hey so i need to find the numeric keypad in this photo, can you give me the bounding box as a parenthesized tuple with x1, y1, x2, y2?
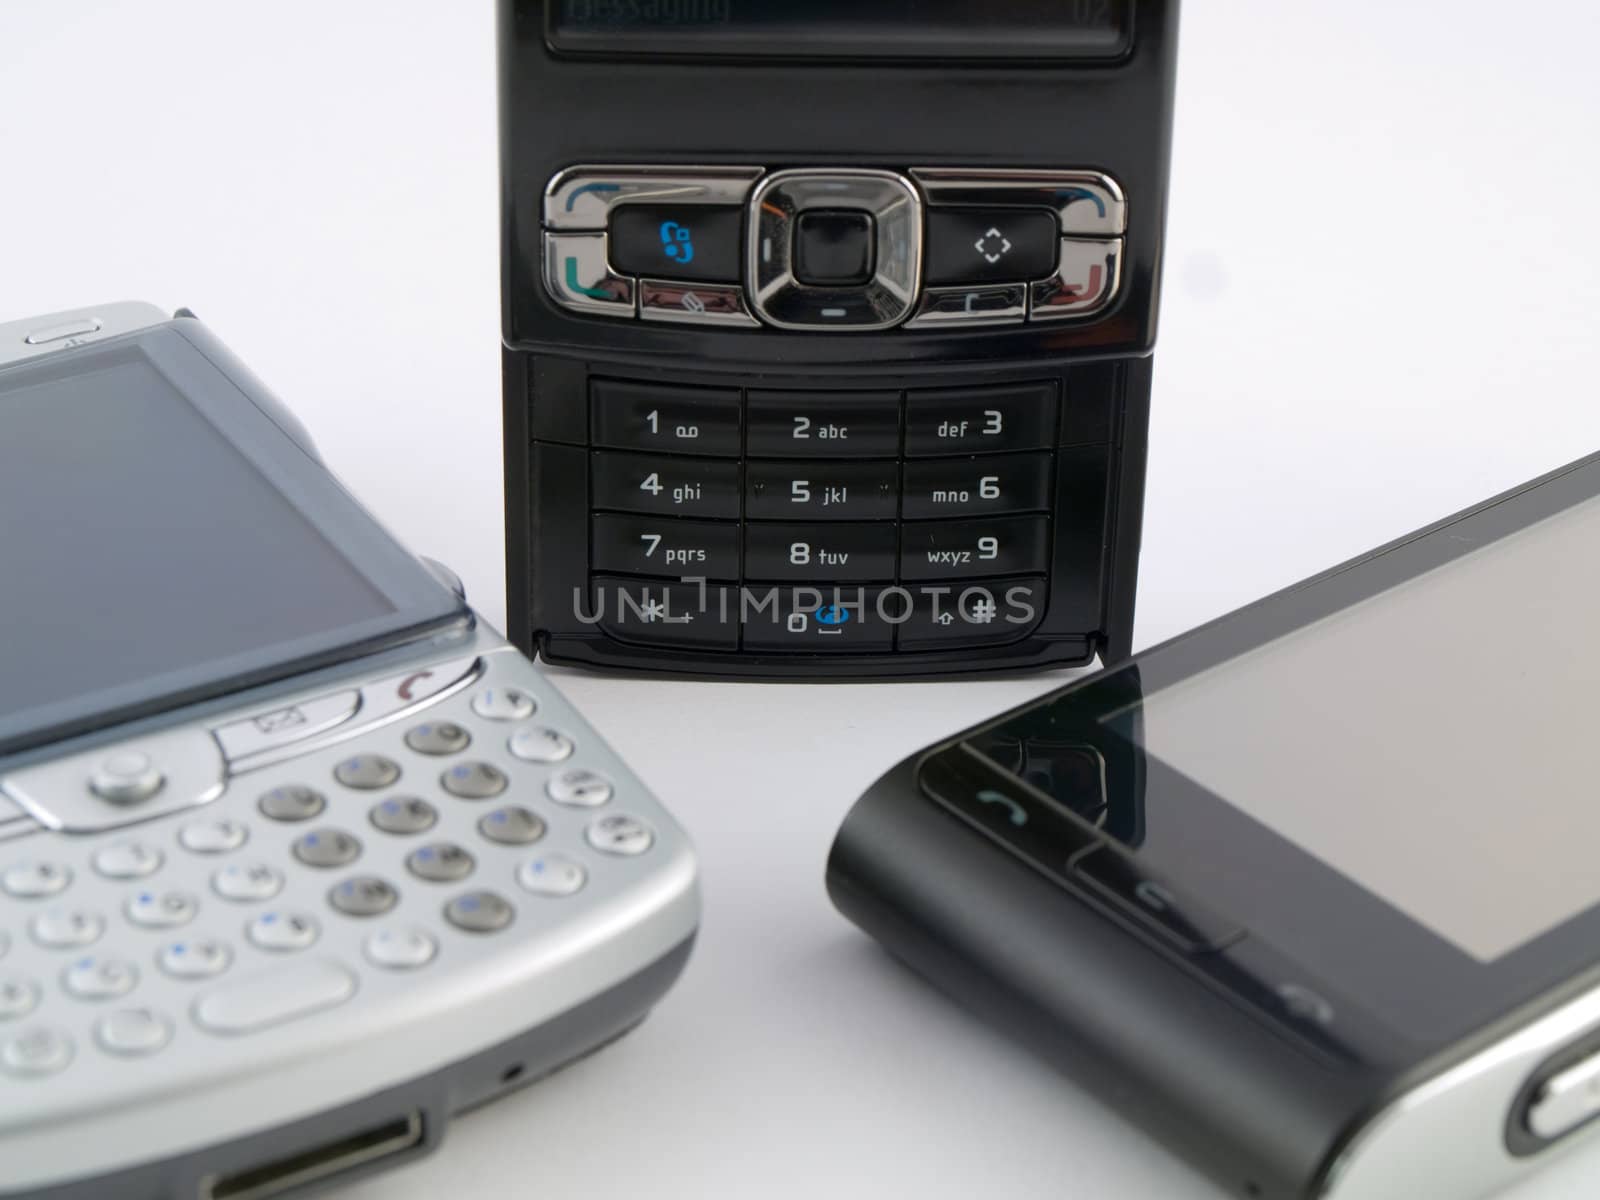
(583, 378, 1060, 654)
(0, 651, 672, 1097)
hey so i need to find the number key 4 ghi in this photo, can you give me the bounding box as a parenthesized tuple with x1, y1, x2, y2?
(499, 0, 1178, 677)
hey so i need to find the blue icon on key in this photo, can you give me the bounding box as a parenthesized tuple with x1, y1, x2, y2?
(815, 604, 850, 626)
(660, 220, 695, 265)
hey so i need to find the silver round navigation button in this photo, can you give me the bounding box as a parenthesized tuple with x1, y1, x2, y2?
(89, 752, 164, 805)
(745, 169, 923, 331)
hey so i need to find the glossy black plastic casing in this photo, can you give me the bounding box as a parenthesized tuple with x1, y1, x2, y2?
(830, 755, 1390, 1198)
(498, 0, 1178, 677)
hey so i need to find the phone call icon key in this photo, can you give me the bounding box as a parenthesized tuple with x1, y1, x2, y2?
(976, 788, 1029, 827)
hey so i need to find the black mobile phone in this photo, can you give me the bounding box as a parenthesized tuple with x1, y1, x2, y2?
(829, 449, 1600, 1198)
(498, 0, 1179, 677)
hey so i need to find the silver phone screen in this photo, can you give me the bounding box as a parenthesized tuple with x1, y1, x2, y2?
(0, 350, 405, 748)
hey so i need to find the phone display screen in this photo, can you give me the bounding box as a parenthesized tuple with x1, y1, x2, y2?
(549, 1, 1132, 60)
(0, 333, 464, 753)
(1116, 495, 1600, 964)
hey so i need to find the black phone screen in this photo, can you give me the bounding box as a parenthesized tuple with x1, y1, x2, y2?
(549, 0, 1132, 60)
(1112, 494, 1600, 964)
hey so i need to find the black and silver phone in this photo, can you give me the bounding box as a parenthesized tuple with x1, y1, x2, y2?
(829, 449, 1600, 1198)
(498, 0, 1178, 677)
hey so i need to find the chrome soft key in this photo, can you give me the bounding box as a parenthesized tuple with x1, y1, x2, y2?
(0, 303, 698, 1200)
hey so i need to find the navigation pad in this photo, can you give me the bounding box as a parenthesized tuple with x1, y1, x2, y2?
(541, 164, 1127, 331)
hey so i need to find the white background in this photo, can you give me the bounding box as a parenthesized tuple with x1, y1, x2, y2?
(3, 2, 1599, 1196)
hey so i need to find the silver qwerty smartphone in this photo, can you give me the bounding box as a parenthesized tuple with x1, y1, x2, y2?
(0, 303, 699, 1199)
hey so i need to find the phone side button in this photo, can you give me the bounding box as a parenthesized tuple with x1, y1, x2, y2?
(1069, 847, 1243, 954)
(192, 960, 355, 1035)
(23, 317, 104, 345)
